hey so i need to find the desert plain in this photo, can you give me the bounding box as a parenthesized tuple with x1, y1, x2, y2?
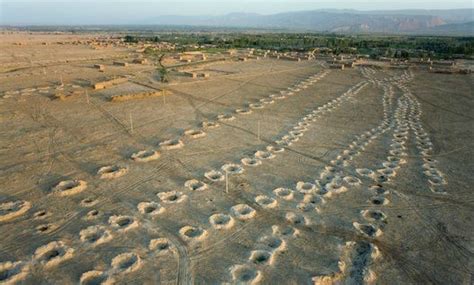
(0, 32, 473, 285)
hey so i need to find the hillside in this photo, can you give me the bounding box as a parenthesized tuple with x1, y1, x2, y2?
(146, 9, 474, 35)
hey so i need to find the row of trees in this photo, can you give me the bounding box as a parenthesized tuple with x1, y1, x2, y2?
(125, 33, 473, 59)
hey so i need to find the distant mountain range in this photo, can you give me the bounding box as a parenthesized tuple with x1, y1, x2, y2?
(144, 9, 474, 35)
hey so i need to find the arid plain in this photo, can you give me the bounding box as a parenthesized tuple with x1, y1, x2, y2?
(0, 33, 473, 284)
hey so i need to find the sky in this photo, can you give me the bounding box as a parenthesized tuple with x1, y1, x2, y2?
(1, 0, 473, 25)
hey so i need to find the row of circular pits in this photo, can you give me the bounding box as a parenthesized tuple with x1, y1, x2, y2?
(217, 70, 329, 127)
(373, 143, 409, 180)
(216, 72, 326, 129)
(274, 81, 368, 147)
(351, 108, 410, 239)
(177, 204, 257, 241)
(380, 85, 395, 116)
(270, 186, 328, 214)
(44, 167, 127, 207)
(317, 165, 365, 195)
(330, 120, 391, 169)
(80, 237, 175, 284)
(304, 82, 369, 129)
(345, 138, 376, 156)
(226, 69, 327, 121)
(355, 158, 405, 185)
(422, 159, 447, 185)
(407, 105, 448, 193)
(252, 176, 331, 218)
(370, 99, 411, 185)
(354, 184, 390, 239)
(198, 147, 280, 183)
(229, 225, 298, 284)
(130, 138, 185, 163)
(127, 191, 249, 252)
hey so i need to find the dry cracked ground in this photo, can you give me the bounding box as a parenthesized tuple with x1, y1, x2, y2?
(0, 35, 473, 285)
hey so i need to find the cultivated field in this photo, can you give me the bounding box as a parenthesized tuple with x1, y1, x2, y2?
(0, 33, 473, 284)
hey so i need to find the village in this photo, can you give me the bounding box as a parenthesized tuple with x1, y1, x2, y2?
(2, 32, 471, 104)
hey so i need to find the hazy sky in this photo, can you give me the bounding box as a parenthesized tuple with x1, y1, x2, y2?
(1, 0, 473, 25)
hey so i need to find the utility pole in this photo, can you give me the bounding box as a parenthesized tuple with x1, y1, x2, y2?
(257, 120, 261, 142)
(225, 171, 229, 194)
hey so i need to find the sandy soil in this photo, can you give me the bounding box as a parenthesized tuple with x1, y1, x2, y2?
(0, 33, 473, 285)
